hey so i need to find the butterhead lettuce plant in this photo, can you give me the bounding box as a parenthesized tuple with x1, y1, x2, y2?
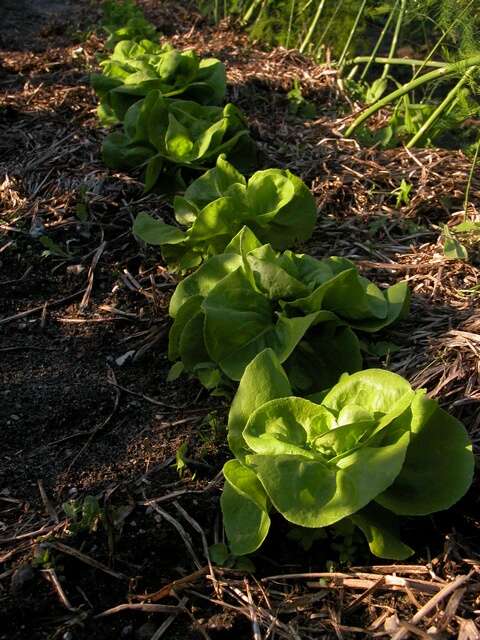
(91, 40, 227, 125)
(133, 155, 317, 271)
(221, 349, 474, 559)
(168, 227, 409, 391)
(100, 0, 157, 50)
(102, 92, 254, 191)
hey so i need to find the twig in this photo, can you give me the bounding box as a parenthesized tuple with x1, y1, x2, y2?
(42, 568, 76, 611)
(95, 603, 182, 618)
(345, 575, 385, 612)
(149, 504, 202, 570)
(150, 597, 189, 640)
(66, 368, 120, 471)
(0, 288, 87, 326)
(79, 241, 106, 312)
(106, 380, 183, 410)
(173, 501, 219, 597)
(391, 571, 475, 640)
(245, 579, 262, 640)
(133, 567, 209, 602)
(37, 480, 59, 523)
(0, 521, 66, 544)
(47, 541, 127, 580)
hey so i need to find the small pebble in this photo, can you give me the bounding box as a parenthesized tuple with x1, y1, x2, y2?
(121, 625, 133, 637)
(11, 565, 34, 594)
(135, 623, 156, 640)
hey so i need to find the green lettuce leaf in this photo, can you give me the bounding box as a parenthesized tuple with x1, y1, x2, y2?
(220, 352, 474, 559)
(221, 460, 271, 556)
(102, 94, 253, 191)
(91, 40, 226, 124)
(135, 155, 317, 269)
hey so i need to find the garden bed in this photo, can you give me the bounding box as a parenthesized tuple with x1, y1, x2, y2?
(1, 1, 479, 638)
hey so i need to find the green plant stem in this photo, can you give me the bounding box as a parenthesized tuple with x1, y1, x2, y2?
(241, 0, 263, 25)
(345, 55, 480, 137)
(409, 0, 475, 82)
(406, 67, 476, 148)
(251, 0, 268, 32)
(299, 0, 326, 54)
(463, 139, 480, 218)
(338, 0, 368, 70)
(315, 0, 345, 61)
(286, 0, 296, 49)
(359, 1, 398, 81)
(381, 0, 406, 80)
(353, 56, 445, 69)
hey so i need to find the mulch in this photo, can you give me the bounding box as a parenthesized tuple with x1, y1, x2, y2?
(1, 1, 479, 638)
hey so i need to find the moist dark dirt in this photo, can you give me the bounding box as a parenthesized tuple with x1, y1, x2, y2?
(1, 1, 480, 639)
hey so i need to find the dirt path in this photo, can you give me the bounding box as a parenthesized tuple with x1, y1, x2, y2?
(2, 0, 79, 50)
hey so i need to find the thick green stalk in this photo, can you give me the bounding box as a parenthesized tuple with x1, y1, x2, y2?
(338, 0, 368, 70)
(241, 0, 263, 25)
(345, 55, 480, 137)
(299, 0, 326, 54)
(381, 0, 406, 80)
(360, 0, 398, 80)
(353, 56, 445, 69)
(406, 67, 476, 148)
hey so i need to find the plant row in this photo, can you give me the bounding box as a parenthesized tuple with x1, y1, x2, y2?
(92, 0, 474, 563)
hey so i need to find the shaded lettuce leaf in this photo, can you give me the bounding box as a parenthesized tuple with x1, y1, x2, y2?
(167, 237, 409, 390)
(350, 503, 414, 560)
(102, 93, 254, 190)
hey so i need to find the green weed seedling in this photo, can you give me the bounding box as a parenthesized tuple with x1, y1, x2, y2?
(32, 543, 54, 569)
(63, 495, 105, 536)
(442, 224, 469, 261)
(75, 186, 90, 223)
(39, 237, 74, 260)
(287, 79, 316, 119)
(175, 441, 191, 479)
(392, 179, 412, 208)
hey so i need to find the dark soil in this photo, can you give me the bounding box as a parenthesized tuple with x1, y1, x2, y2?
(1, 0, 82, 51)
(1, 1, 480, 639)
